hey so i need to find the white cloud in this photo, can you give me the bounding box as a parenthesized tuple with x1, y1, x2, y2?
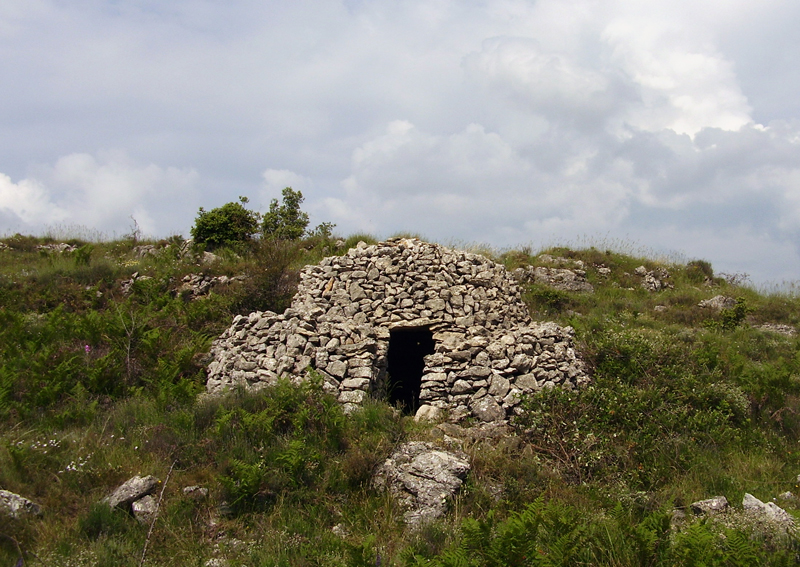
(0, 151, 198, 237)
(0, 173, 67, 226)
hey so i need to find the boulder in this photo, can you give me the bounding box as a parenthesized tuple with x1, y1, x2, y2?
(103, 475, 160, 510)
(0, 489, 42, 519)
(742, 493, 795, 529)
(373, 442, 470, 526)
(690, 496, 729, 516)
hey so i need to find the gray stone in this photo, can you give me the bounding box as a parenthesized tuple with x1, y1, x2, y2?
(415, 405, 442, 422)
(742, 493, 795, 528)
(699, 295, 736, 311)
(0, 489, 42, 519)
(132, 494, 158, 525)
(103, 475, 160, 510)
(373, 442, 470, 525)
(471, 397, 505, 422)
(691, 496, 729, 516)
(183, 486, 209, 500)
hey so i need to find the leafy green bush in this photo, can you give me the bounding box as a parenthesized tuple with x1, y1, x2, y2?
(261, 187, 309, 240)
(190, 196, 260, 249)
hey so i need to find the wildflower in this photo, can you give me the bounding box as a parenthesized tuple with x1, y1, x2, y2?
(84, 344, 91, 354)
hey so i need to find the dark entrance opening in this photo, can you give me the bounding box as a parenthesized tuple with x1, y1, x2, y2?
(386, 328, 435, 414)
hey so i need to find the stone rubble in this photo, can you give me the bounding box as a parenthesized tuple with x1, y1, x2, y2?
(373, 441, 470, 526)
(634, 266, 673, 292)
(0, 489, 42, 519)
(757, 323, 797, 337)
(205, 238, 589, 422)
(698, 295, 737, 311)
(36, 243, 77, 254)
(512, 265, 594, 292)
(178, 273, 247, 299)
(120, 272, 153, 294)
(686, 491, 796, 538)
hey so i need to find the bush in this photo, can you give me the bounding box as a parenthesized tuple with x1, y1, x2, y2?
(262, 187, 310, 240)
(190, 197, 260, 250)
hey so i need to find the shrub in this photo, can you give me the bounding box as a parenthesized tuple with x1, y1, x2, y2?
(190, 196, 260, 249)
(261, 187, 309, 240)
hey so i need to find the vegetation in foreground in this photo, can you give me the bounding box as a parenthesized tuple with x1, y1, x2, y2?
(0, 224, 799, 565)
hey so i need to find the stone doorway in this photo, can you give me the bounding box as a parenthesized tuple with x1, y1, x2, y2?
(386, 328, 435, 413)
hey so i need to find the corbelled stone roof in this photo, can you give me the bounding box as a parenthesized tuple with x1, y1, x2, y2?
(206, 238, 589, 422)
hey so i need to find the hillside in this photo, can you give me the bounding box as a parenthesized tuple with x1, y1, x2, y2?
(1, 232, 799, 566)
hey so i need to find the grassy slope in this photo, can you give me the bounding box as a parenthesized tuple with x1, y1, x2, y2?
(0, 233, 798, 566)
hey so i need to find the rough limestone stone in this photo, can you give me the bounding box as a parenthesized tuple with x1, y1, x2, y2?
(742, 493, 795, 529)
(0, 489, 42, 519)
(699, 295, 736, 311)
(471, 397, 505, 422)
(415, 404, 442, 422)
(373, 441, 470, 525)
(512, 266, 594, 292)
(205, 238, 590, 422)
(103, 475, 160, 510)
(132, 494, 158, 525)
(691, 496, 730, 516)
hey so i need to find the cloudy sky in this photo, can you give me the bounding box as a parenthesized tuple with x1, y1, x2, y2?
(1, 0, 799, 283)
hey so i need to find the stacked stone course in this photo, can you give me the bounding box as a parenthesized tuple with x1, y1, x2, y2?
(206, 238, 589, 422)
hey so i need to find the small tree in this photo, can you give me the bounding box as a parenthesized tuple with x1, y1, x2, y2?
(191, 196, 260, 249)
(262, 187, 309, 240)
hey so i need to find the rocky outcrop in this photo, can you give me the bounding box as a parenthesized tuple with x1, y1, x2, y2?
(513, 266, 594, 292)
(205, 238, 589, 422)
(0, 489, 42, 519)
(756, 323, 796, 337)
(699, 295, 736, 311)
(742, 493, 795, 531)
(36, 243, 77, 254)
(635, 266, 672, 292)
(373, 441, 470, 526)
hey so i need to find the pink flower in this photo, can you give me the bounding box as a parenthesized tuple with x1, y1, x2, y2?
(84, 345, 91, 354)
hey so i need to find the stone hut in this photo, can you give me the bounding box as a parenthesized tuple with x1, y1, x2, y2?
(206, 238, 588, 422)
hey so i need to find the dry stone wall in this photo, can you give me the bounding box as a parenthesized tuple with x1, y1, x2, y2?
(206, 238, 589, 422)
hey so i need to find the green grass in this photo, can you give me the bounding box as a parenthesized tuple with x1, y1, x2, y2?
(0, 233, 799, 565)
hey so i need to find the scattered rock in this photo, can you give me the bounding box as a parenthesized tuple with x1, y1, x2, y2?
(132, 494, 158, 525)
(742, 493, 795, 529)
(132, 244, 162, 258)
(36, 243, 77, 254)
(698, 295, 737, 311)
(691, 496, 729, 516)
(0, 489, 42, 519)
(178, 273, 246, 299)
(635, 266, 673, 292)
(102, 475, 160, 511)
(373, 441, 470, 526)
(183, 485, 209, 500)
(120, 272, 153, 294)
(513, 265, 594, 292)
(757, 323, 796, 337)
(202, 251, 221, 264)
